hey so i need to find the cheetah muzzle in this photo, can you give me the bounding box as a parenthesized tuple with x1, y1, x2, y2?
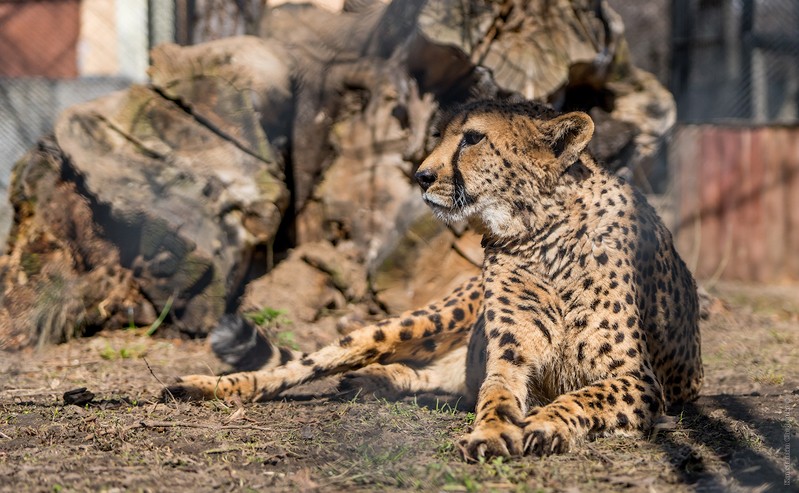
(163, 99, 703, 461)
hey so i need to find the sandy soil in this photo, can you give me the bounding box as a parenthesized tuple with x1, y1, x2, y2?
(1, 282, 798, 492)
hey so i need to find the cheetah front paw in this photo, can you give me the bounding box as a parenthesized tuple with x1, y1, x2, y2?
(522, 414, 573, 456)
(458, 421, 524, 461)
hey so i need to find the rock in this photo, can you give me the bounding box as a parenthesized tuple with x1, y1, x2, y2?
(149, 37, 294, 162)
(0, 140, 154, 349)
(238, 242, 367, 351)
(369, 202, 481, 313)
(299, 242, 369, 302)
(49, 84, 289, 337)
(418, 0, 606, 98)
(63, 387, 95, 406)
(606, 69, 676, 190)
(258, 1, 388, 210)
(297, 70, 425, 249)
(588, 108, 639, 172)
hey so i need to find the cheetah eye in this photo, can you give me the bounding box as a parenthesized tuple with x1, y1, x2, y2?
(461, 130, 485, 147)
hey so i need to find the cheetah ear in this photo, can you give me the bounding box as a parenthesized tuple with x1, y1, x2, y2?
(543, 112, 594, 169)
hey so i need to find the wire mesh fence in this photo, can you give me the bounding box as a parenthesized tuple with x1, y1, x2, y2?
(612, 0, 799, 124)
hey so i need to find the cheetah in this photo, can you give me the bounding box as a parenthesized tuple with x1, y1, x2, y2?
(165, 99, 703, 460)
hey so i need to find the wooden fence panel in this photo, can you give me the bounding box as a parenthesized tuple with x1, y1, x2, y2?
(671, 124, 799, 283)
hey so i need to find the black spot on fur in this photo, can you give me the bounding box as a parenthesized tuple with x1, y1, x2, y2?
(422, 339, 437, 352)
(500, 348, 522, 365)
(499, 332, 518, 347)
(533, 319, 552, 344)
(609, 359, 625, 371)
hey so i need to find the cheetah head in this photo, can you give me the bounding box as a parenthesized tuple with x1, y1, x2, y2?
(415, 100, 594, 239)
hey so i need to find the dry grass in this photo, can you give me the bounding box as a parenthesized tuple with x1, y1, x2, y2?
(1, 283, 798, 492)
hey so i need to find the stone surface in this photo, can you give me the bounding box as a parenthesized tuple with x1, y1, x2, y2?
(239, 242, 368, 351)
(0, 140, 154, 349)
(149, 37, 294, 162)
(51, 85, 289, 336)
(0, 77, 132, 248)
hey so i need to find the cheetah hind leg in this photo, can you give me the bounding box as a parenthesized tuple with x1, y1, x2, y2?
(338, 346, 470, 407)
(162, 276, 483, 402)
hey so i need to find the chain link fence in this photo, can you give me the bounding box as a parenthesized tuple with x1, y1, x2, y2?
(613, 0, 799, 124)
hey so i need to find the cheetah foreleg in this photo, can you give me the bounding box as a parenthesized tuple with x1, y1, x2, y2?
(523, 368, 665, 456)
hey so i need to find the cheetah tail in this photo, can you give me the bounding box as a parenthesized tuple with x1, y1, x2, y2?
(209, 314, 302, 371)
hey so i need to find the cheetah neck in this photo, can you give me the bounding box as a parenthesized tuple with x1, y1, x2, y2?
(480, 166, 616, 258)
(479, 163, 600, 248)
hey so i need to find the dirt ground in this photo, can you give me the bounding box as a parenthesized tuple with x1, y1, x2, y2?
(1, 282, 798, 492)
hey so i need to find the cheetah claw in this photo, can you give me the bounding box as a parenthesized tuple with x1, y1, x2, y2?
(523, 421, 571, 456)
(458, 423, 524, 461)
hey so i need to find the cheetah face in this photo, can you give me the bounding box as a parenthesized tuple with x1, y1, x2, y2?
(415, 102, 594, 237)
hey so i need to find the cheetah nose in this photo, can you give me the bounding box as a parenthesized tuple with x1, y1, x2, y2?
(415, 169, 437, 191)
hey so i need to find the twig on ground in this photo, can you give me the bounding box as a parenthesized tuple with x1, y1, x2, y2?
(1, 388, 55, 396)
(143, 357, 177, 404)
(128, 420, 274, 433)
(0, 430, 11, 439)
